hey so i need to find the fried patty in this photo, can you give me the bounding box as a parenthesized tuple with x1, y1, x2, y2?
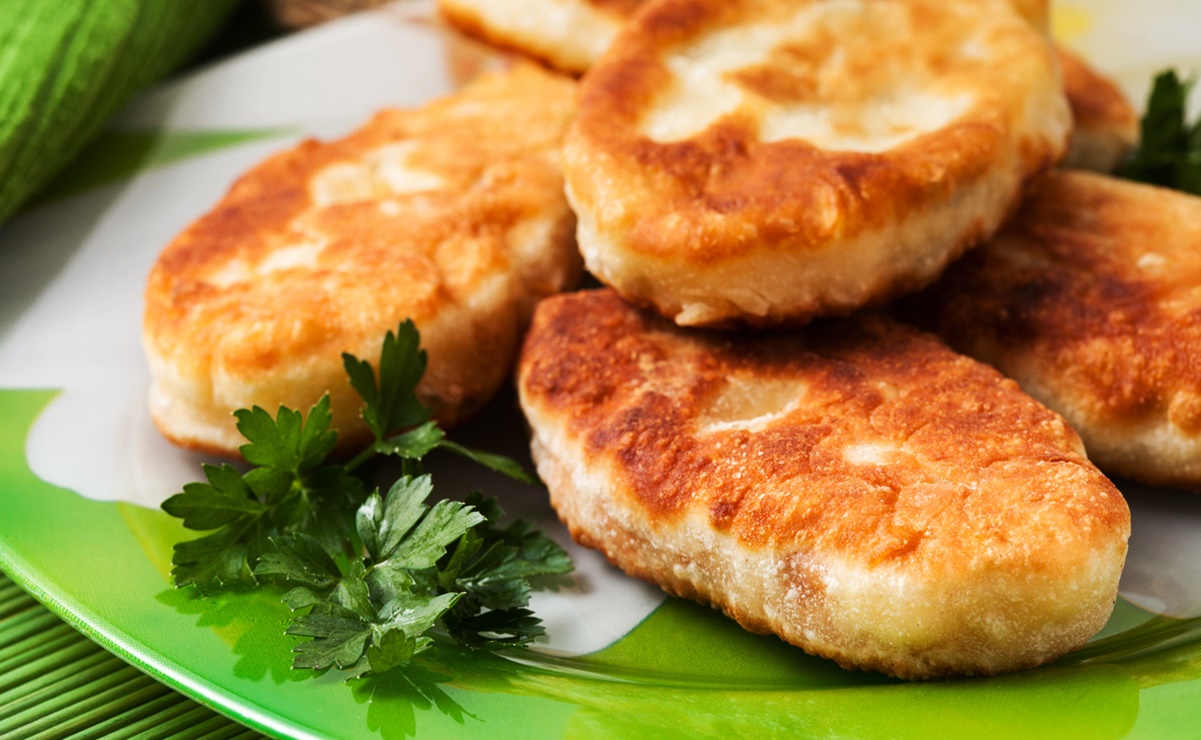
(1057, 46, 1138, 172)
(907, 170, 1201, 491)
(518, 289, 1129, 679)
(143, 64, 581, 456)
(563, 0, 1070, 328)
(436, 0, 640, 74)
(438, 0, 1132, 177)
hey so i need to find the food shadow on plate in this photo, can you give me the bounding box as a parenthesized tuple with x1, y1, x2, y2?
(1115, 479, 1201, 619)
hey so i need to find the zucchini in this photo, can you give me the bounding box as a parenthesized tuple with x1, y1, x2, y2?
(0, 0, 240, 224)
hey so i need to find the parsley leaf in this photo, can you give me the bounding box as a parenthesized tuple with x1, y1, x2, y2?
(434, 494, 572, 650)
(255, 478, 573, 676)
(253, 531, 341, 590)
(1120, 69, 1201, 195)
(161, 396, 365, 586)
(236, 398, 337, 472)
(257, 475, 482, 677)
(163, 463, 265, 531)
(340, 321, 534, 485)
(343, 320, 431, 442)
(373, 421, 445, 460)
(161, 319, 571, 680)
(365, 476, 485, 570)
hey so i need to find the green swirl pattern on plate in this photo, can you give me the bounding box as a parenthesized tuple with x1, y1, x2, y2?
(4, 389, 1201, 739)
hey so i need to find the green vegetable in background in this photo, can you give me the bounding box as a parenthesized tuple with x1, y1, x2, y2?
(0, 0, 239, 224)
(1120, 69, 1201, 194)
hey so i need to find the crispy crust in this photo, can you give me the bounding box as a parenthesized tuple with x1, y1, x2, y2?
(907, 171, 1201, 490)
(1008, 0, 1049, 29)
(518, 289, 1129, 679)
(564, 0, 1070, 327)
(1058, 47, 1138, 172)
(439, 0, 1124, 173)
(143, 65, 581, 456)
(435, 0, 1051, 71)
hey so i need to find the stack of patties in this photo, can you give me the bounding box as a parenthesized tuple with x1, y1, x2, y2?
(510, 0, 1133, 679)
(144, 64, 581, 455)
(143, 0, 1144, 680)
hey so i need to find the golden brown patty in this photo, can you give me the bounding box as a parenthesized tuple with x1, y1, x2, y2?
(436, 0, 640, 74)
(435, 0, 1049, 71)
(1057, 46, 1139, 172)
(439, 0, 1127, 171)
(518, 289, 1129, 679)
(907, 170, 1201, 490)
(144, 64, 581, 456)
(1009, 0, 1049, 28)
(564, 0, 1070, 328)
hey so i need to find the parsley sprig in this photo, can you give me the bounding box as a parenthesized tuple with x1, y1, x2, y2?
(163, 396, 366, 586)
(161, 320, 570, 677)
(1120, 69, 1201, 195)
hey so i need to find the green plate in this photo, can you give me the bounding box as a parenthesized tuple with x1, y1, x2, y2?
(2, 2, 1201, 738)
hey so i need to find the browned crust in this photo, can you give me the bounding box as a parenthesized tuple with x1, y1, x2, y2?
(438, 0, 1121, 176)
(906, 171, 1201, 489)
(564, 0, 1069, 326)
(436, 0, 641, 75)
(1009, 0, 1049, 29)
(586, 0, 643, 13)
(144, 65, 580, 455)
(436, 3, 573, 74)
(571, 0, 1048, 261)
(520, 289, 1129, 678)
